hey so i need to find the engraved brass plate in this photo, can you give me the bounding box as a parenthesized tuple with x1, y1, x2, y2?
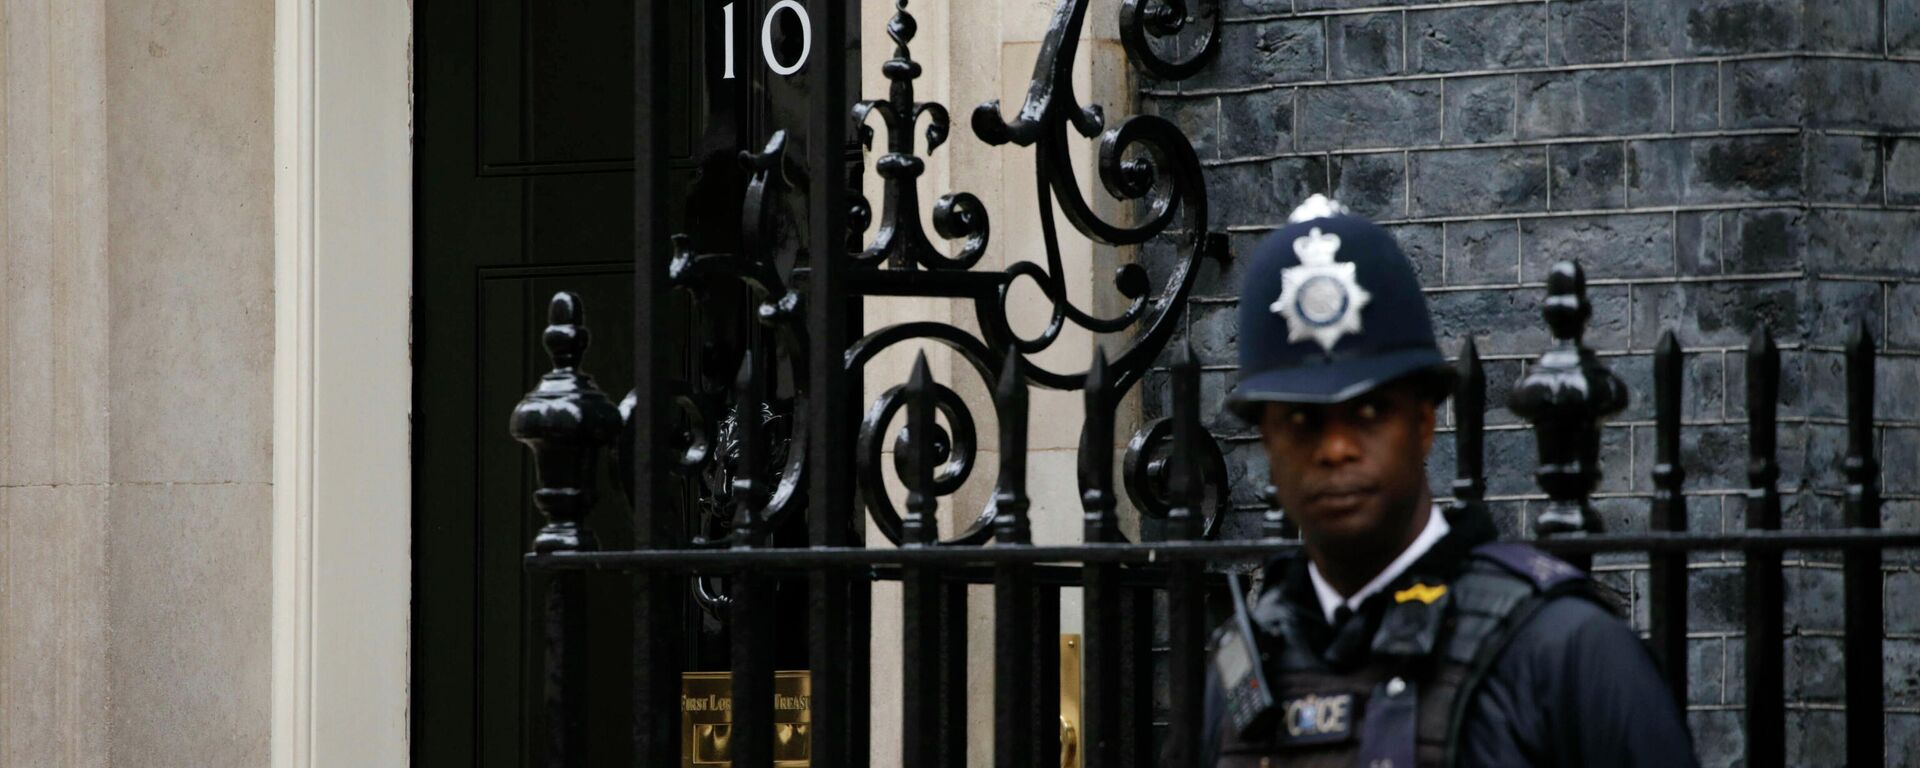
(681, 671, 812, 766)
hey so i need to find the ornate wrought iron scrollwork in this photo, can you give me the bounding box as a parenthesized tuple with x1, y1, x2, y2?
(593, 0, 1233, 552)
(1121, 415, 1228, 539)
(849, 323, 998, 546)
(848, 0, 1229, 546)
(668, 132, 811, 531)
(962, 0, 1224, 383)
(1118, 0, 1221, 80)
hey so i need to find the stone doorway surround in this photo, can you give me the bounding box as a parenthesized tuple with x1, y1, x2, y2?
(271, 0, 412, 766)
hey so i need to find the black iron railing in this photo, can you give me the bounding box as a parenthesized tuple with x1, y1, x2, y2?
(511, 1, 1912, 766)
(515, 282, 1917, 767)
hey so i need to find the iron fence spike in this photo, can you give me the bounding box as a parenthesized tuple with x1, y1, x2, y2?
(994, 347, 1031, 545)
(1452, 336, 1486, 509)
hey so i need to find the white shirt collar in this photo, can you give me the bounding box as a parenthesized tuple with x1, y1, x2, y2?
(1307, 505, 1450, 626)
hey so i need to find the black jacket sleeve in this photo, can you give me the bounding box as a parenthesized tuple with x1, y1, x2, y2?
(1459, 596, 1701, 767)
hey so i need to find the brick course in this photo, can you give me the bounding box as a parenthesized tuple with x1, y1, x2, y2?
(1140, 0, 1920, 761)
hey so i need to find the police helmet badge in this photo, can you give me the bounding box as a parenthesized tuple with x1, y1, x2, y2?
(1269, 221, 1371, 354)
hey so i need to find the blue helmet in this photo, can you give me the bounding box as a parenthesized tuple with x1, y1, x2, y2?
(1225, 195, 1453, 421)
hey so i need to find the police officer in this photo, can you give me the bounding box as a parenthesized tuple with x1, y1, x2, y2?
(1200, 196, 1698, 767)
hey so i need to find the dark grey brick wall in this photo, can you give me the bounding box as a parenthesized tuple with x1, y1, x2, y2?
(1138, 1, 1920, 764)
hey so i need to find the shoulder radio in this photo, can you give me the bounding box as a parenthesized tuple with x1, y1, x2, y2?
(1214, 572, 1277, 737)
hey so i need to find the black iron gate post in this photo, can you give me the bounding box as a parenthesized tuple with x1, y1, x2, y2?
(805, 1, 859, 764)
(1841, 319, 1885, 767)
(1648, 330, 1690, 709)
(1745, 328, 1785, 768)
(1163, 345, 1209, 766)
(728, 347, 777, 768)
(632, 0, 683, 765)
(1079, 347, 1124, 767)
(508, 293, 623, 767)
(991, 350, 1036, 768)
(898, 354, 943, 766)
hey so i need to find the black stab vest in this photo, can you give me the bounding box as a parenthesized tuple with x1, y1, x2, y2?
(1211, 543, 1606, 768)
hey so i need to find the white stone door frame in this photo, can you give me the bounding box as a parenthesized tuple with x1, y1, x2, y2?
(271, 0, 413, 766)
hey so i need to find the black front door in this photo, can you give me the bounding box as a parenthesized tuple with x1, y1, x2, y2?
(411, 0, 819, 763)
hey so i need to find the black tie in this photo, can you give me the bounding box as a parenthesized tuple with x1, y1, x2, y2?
(1324, 605, 1368, 667)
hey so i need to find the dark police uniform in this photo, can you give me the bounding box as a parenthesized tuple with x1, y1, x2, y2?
(1204, 197, 1699, 767)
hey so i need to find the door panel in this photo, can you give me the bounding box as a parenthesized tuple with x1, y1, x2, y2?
(414, 0, 718, 764)
(476, 1, 638, 170)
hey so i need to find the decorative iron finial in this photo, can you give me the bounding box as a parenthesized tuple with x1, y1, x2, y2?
(993, 348, 1032, 545)
(543, 292, 589, 369)
(510, 292, 623, 553)
(850, 0, 991, 270)
(1508, 261, 1628, 537)
(1542, 261, 1594, 342)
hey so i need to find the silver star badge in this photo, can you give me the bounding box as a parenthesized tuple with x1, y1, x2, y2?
(1269, 226, 1371, 353)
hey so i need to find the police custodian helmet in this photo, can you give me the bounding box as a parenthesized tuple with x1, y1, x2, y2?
(1225, 195, 1455, 421)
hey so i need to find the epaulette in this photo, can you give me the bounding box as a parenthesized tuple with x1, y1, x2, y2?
(1472, 541, 1629, 616)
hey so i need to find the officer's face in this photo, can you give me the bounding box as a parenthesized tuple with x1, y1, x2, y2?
(1258, 380, 1436, 551)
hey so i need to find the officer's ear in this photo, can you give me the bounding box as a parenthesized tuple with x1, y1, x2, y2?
(1418, 397, 1437, 455)
(1390, 372, 1445, 453)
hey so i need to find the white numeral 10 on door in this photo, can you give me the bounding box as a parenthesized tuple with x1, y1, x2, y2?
(723, 1, 813, 79)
